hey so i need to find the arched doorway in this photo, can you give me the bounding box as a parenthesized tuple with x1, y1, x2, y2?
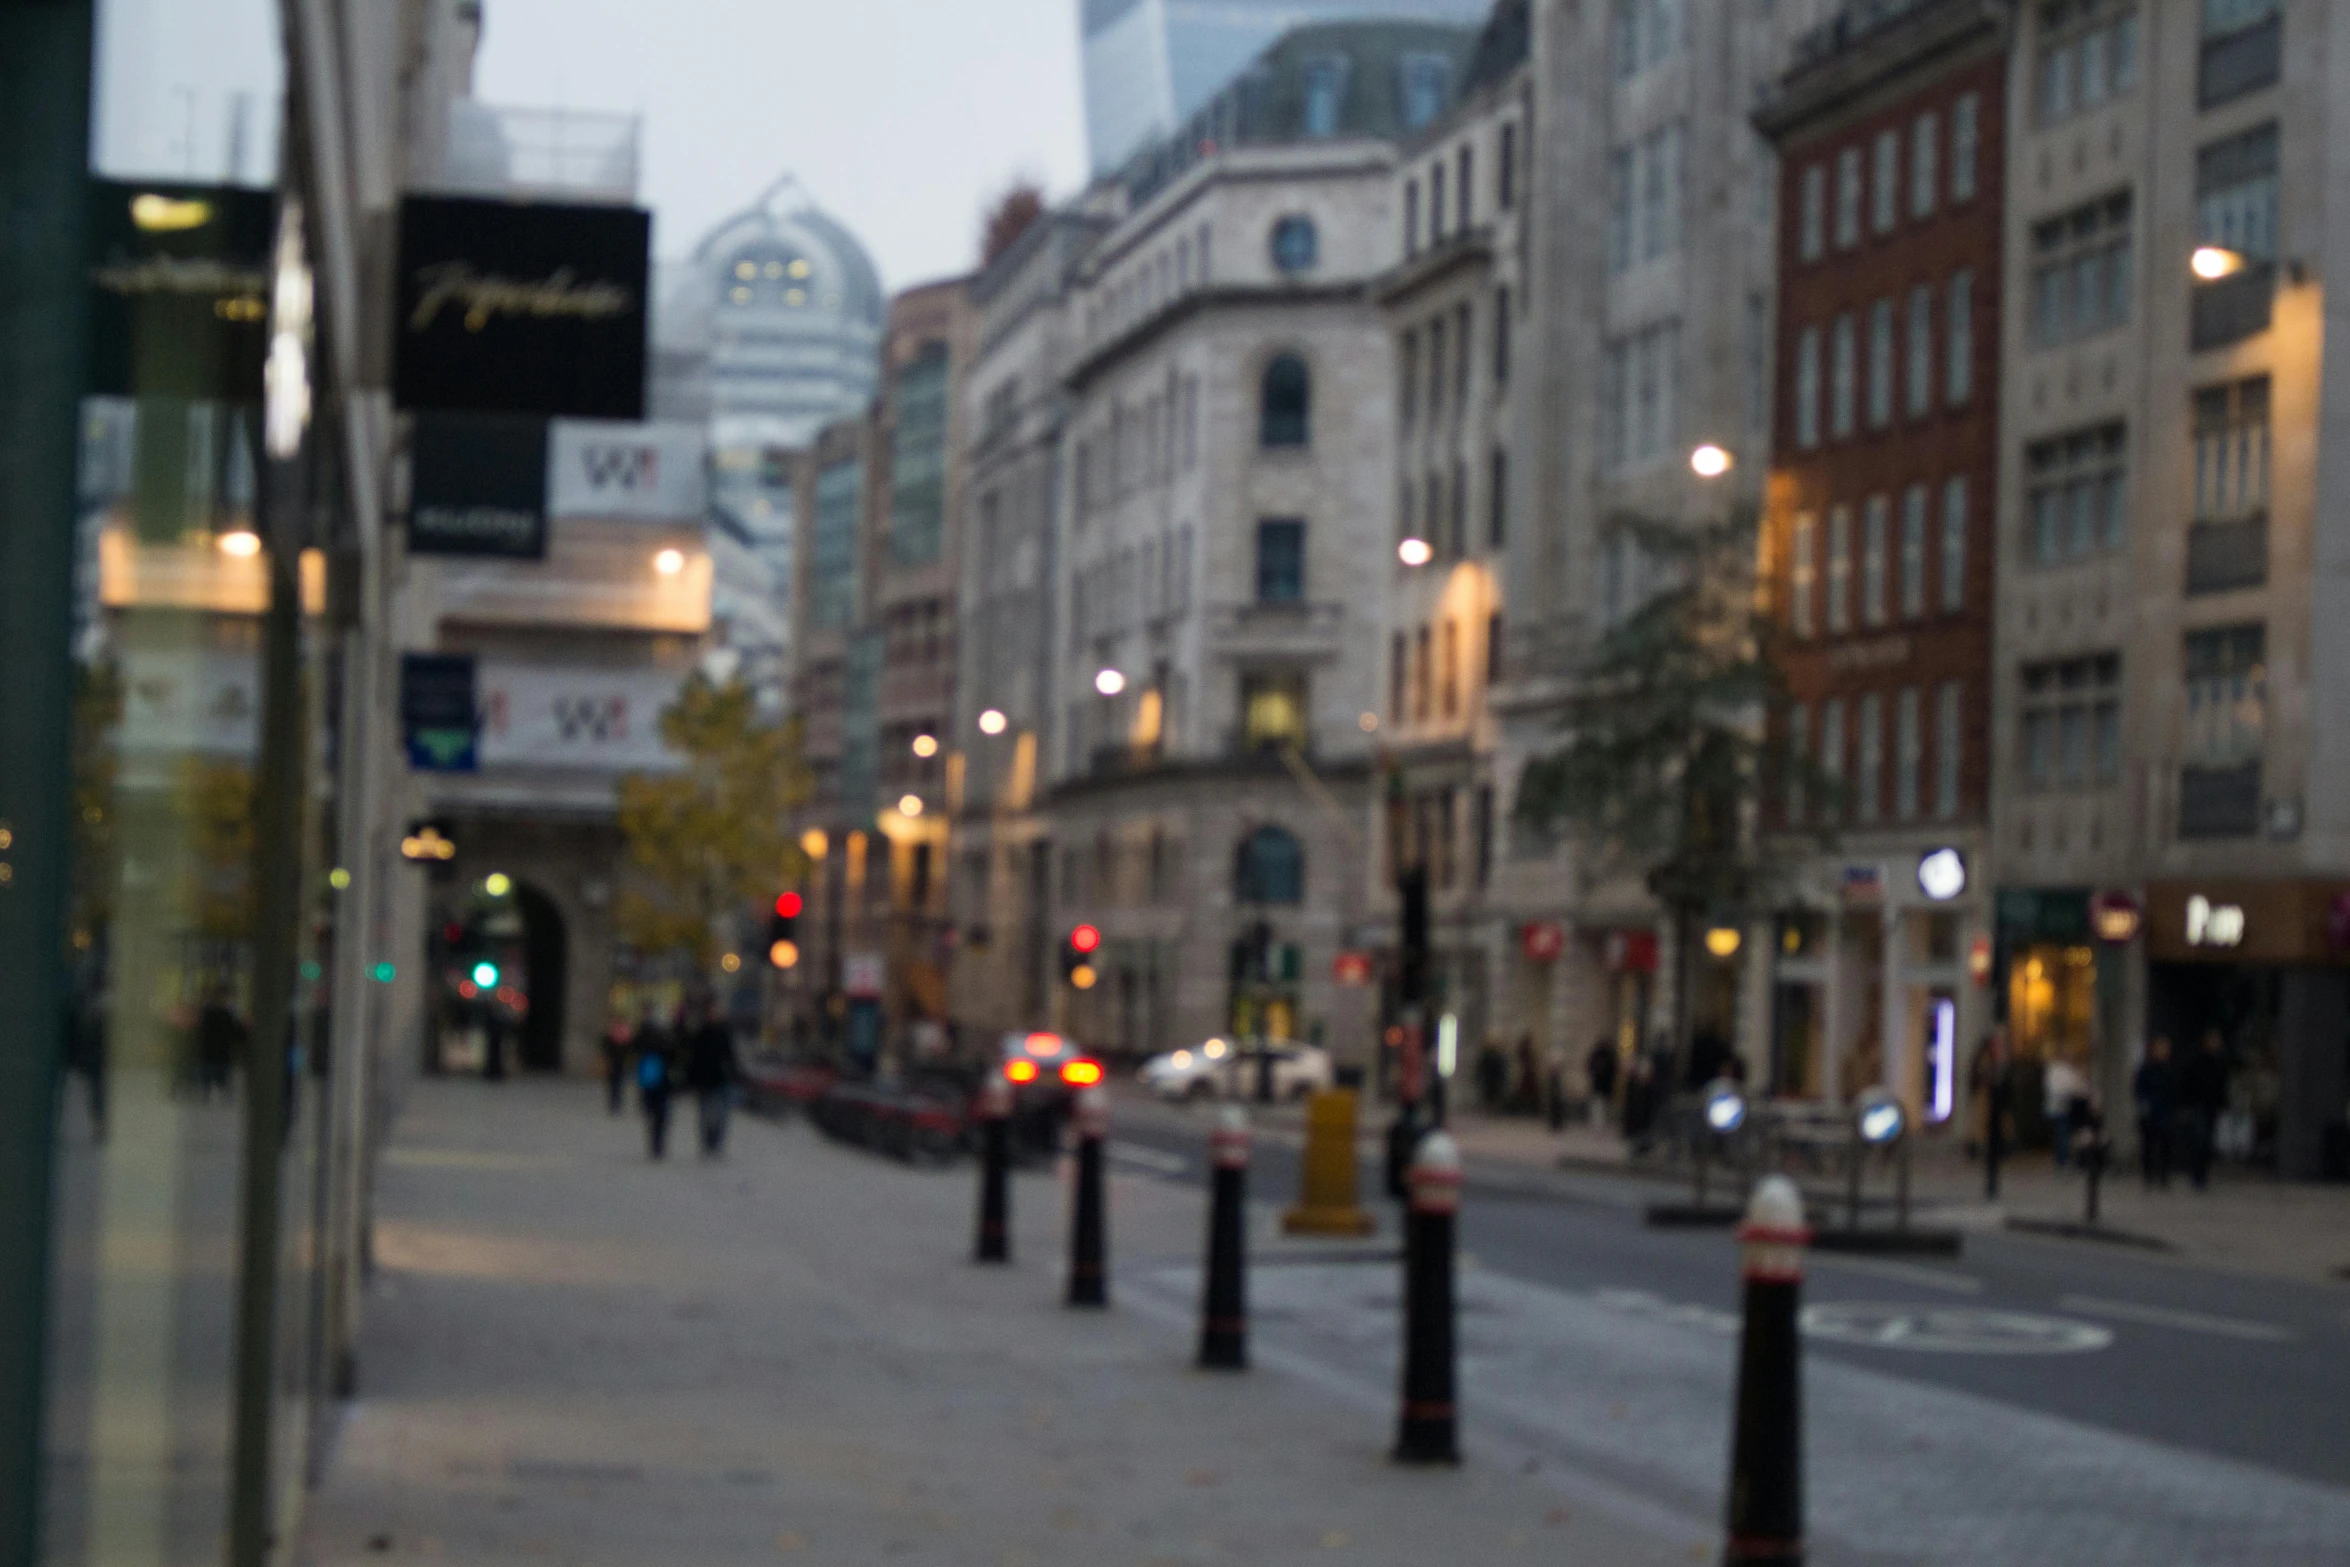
(512, 882, 569, 1072)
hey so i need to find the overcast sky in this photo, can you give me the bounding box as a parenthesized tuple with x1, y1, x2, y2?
(474, 0, 1091, 288)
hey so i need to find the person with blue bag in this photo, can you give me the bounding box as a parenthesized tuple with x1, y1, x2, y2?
(633, 1004, 676, 1160)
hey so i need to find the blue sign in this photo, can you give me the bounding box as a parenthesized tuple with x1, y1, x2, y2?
(401, 653, 478, 772)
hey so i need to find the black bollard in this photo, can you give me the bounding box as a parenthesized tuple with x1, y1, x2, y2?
(1723, 1176, 1810, 1566)
(1393, 1130, 1461, 1465)
(1198, 1106, 1250, 1369)
(1066, 1085, 1109, 1308)
(974, 1073, 1012, 1263)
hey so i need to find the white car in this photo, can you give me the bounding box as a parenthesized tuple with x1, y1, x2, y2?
(1140, 1038, 1333, 1102)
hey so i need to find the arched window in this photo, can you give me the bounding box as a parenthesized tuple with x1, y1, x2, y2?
(1234, 825, 1305, 905)
(1259, 354, 1311, 448)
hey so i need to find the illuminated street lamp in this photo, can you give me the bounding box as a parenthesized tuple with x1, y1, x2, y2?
(911, 734, 939, 758)
(1094, 668, 1126, 697)
(218, 528, 262, 558)
(1689, 443, 1734, 479)
(2190, 245, 2246, 281)
(897, 794, 925, 818)
(653, 547, 686, 576)
(977, 708, 1008, 735)
(1397, 537, 1433, 568)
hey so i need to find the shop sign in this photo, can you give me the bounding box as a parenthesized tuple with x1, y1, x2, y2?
(393, 194, 650, 419)
(2146, 880, 2350, 966)
(1520, 921, 1566, 962)
(400, 654, 477, 772)
(410, 413, 549, 557)
(1602, 931, 1658, 973)
(2184, 894, 2246, 950)
(87, 180, 274, 401)
(549, 420, 707, 520)
(1331, 951, 1373, 986)
(474, 662, 687, 773)
(2089, 891, 2143, 945)
(1839, 864, 1884, 904)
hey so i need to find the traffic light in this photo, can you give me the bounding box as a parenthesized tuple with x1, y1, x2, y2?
(769, 891, 803, 969)
(1062, 923, 1101, 990)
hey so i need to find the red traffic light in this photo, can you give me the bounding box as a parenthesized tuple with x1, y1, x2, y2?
(775, 891, 804, 919)
(1069, 923, 1102, 954)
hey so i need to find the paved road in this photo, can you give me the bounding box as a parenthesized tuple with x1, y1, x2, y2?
(1108, 1092, 2350, 1558)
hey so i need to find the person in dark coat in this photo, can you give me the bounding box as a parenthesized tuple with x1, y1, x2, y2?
(1586, 1037, 1619, 1126)
(600, 1016, 631, 1116)
(2178, 1030, 2230, 1190)
(680, 996, 741, 1156)
(2133, 1035, 2179, 1189)
(633, 1007, 676, 1159)
(194, 986, 245, 1103)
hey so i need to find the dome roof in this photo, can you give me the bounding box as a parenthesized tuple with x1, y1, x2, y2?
(683, 176, 885, 333)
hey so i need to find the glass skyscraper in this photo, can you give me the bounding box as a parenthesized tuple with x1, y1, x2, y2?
(1081, 0, 1496, 174)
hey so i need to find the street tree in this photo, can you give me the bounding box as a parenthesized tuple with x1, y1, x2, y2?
(1513, 503, 1834, 1077)
(615, 675, 811, 978)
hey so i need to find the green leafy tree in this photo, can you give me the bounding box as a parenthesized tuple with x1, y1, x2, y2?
(615, 675, 812, 976)
(1514, 504, 1834, 1070)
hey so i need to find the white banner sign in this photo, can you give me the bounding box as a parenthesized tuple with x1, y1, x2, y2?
(118, 647, 262, 757)
(476, 662, 689, 772)
(547, 419, 707, 521)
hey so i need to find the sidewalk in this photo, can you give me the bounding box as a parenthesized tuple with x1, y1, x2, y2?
(295, 1079, 1700, 1566)
(1116, 1088, 2350, 1285)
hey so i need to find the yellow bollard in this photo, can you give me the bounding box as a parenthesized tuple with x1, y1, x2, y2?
(1282, 1088, 1377, 1235)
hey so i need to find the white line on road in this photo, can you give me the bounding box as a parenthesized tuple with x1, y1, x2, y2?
(1812, 1256, 1985, 1295)
(1109, 1144, 1190, 1176)
(2057, 1294, 2298, 1343)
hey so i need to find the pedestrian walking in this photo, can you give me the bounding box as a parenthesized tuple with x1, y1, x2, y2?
(2179, 1030, 2230, 1191)
(634, 1007, 675, 1160)
(1586, 1036, 1618, 1129)
(600, 1016, 631, 1115)
(1970, 1031, 2011, 1198)
(1514, 1034, 1540, 1115)
(2133, 1036, 2179, 1189)
(194, 985, 245, 1103)
(681, 995, 741, 1157)
(2043, 1053, 2089, 1168)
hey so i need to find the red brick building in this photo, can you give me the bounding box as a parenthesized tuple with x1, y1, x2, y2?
(1754, 0, 2010, 1113)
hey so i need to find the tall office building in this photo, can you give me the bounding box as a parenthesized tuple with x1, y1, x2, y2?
(1082, 0, 1494, 175)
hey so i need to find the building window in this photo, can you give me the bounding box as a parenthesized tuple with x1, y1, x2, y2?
(1404, 180, 1420, 253)
(1794, 325, 1822, 449)
(1414, 625, 1431, 719)
(889, 342, 952, 567)
(1399, 332, 1417, 426)
(1603, 319, 1681, 471)
(1449, 458, 1468, 558)
(1784, 703, 1811, 824)
(1821, 698, 1847, 817)
(2181, 625, 2264, 835)
(1906, 285, 1934, 419)
(2037, 1, 2140, 125)
(1834, 146, 1862, 249)
(1872, 130, 1899, 235)
(1830, 313, 1856, 438)
(1612, 0, 1683, 80)
(1790, 512, 1817, 638)
(1390, 632, 1408, 721)
(1234, 825, 1305, 904)
(1897, 687, 1923, 821)
(2192, 123, 2279, 349)
(1951, 93, 1980, 201)
(1911, 112, 1939, 219)
(1269, 214, 1319, 274)
(1260, 354, 1310, 447)
(1799, 163, 1826, 261)
(1499, 122, 1519, 210)
(1398, 53, 1453, 130)
(1427, 317, 1444, 418)
(1935, 680, 1963, 818)
(2200, 0, 2280, 109)
(2030, 193, 2132, 347)
(1455, 302, 1473, 402)
(1439, 617, 1459, 716)
(1488, 448, 1508, 547)
(1744, 292, 1770, 434)
(1301, 54, 1350, 137)
(1430, 163, 1447, 244)
(2189, 376, 2271, 594)
(1866, 297, 1894, 429)
(1826, 504, 1852, 634)
(1241, 671, 1309, 750)
(1946, 270, 1975, 404)
(1940, 475, 1968, 613)
(2022, 654, 2123, 791)
(1487, 611, 1505, 683)
(1255, 519, 1305, 603)
(2025, 422, 2127, 565)
(1493, 286, 1511, 384)
(1609, 122, 1685, 272)
(1900, 485, 1928, 619)
(1862, 494, 1890, 627)
(1856, 692, 1883, 823)
(1457, 144, 1474, 230)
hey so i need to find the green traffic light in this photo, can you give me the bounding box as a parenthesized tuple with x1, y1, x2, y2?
(471, 961, 499, 988)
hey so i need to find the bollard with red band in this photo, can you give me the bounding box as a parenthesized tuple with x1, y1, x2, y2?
(1066, 1085, 1110, 1308)
(974, 1073, 1013, 1263)
(1198, 1106, 1250, 1369)
(1393, 1130, 1461, 1465)
(1724, 1175, 1810, 1566)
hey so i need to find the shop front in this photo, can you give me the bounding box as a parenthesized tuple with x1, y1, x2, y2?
(1993, 887, 2139, 1148)
(2143, 880, 2350, 1181)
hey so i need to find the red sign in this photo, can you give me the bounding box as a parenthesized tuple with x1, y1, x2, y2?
(1602, 931, 1659, 973)
(1332, 951, 1373, 986)
(1968, 935, 1994, 985)
(2090, 890, 2142, 945)
(1521, 921, 1567, 962)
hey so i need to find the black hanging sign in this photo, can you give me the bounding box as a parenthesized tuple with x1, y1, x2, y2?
(401, 653, 480, 773)
(393, 193, 650, 419)
(409, 413, 550, 557)
(86, 180, 276, 401)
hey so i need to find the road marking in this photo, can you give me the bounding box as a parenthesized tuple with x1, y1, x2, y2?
(1811, 1256, 1985, 1295)
(1109, 1144, 1190, 1176)
(2057, 1294, 2297, 1343)
(1801, 1303, 2112, 1355)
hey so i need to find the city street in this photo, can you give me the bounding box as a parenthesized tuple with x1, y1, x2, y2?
(299, 1081, 2350, 1567)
